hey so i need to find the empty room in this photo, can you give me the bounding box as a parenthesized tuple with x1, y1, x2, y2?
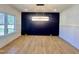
(0, 4, 79, 54)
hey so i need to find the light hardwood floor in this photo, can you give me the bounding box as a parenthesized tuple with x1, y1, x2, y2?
(0, 35, 79, 54)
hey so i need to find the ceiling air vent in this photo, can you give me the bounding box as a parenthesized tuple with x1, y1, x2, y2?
(36, 4, 44, 6)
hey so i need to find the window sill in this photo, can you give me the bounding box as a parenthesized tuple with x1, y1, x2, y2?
(0, 31, 16, 39)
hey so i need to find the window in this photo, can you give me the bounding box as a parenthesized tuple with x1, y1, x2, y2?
(0, 12, 15, 36)
(0, 13, 5, 36)
(32, 16, 49, 21)
(7, 15, 15, 34)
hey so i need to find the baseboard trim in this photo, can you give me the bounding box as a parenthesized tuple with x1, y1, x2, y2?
(0, 35, 21, 49)
(59, 36, 79, 51)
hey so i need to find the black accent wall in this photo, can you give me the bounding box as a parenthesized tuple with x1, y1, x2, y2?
(21, 12, 59, 36)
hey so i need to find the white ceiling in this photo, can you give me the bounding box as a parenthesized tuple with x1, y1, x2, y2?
(11, 4, 73, 12)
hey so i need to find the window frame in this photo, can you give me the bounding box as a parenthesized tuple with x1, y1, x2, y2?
(7, 14, 16, 34)
(0, 12, 16, 37)
(0, 12, 5, 36)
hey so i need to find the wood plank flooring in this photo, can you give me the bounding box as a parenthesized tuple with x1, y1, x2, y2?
(0, 35, 79, 54)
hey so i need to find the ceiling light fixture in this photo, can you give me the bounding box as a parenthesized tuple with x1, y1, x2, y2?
(53, 9, 57, 12)
(23, 9, 28, 11)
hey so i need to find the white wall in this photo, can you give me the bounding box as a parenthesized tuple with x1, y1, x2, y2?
(59, 5, 79, 49)
(0, 4, 21, 48)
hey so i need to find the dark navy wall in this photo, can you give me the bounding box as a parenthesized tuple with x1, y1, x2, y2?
(21, 12, 59, 36)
